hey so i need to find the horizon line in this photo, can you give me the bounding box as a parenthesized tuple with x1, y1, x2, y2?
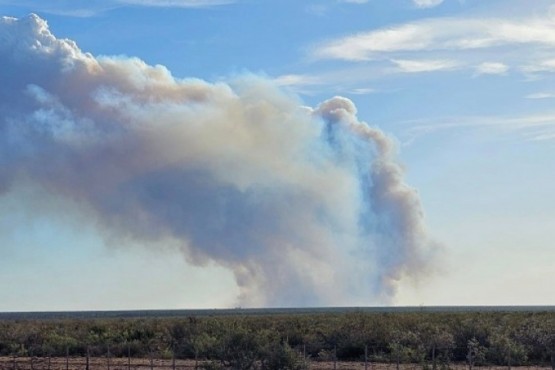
(2, 305, 555, 320)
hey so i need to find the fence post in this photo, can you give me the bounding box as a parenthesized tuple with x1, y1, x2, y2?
(432, 344, 436, 370)
(12, 355, 16, 370)
(333, 345, 337, 370)
(128, 344, 131, 370)
(86, 347, 90, 370)
(65, 346, 69, 370)
(365, 345, 368, 370)
(150, 351, 154, 370)
(172, 344, 176, 370)
(30, 352, 34, 370)
(107, 345, 111, 370)
(48, 355, 51, 370)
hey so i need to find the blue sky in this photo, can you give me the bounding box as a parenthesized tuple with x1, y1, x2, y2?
(1, 0, 555, 310)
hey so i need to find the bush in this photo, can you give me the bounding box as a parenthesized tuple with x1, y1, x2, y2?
(262, 342, 308, 370)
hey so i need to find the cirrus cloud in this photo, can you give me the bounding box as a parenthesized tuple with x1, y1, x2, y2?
(312, 15, 555, 62)
(525, 92, 555, 99)
(392, 58, 459, 73)
(412, 0, 444, 8)
(116, 0, 234, 7)
(0, 0, 234, 18)
(475, 62, 509, 75)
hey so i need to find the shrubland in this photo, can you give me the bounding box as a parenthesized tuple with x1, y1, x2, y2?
(0, 311, 554, 369)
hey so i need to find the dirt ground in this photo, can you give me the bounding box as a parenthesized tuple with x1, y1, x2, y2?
(0, 357, 551, 370)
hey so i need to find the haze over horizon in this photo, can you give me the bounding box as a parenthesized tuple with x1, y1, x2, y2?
(1, 0, 555, 311)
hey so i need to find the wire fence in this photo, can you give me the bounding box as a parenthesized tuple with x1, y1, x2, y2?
(1, 357, 554, 370)
(0, 356, 201, 370)
(1, 350, 554, 370)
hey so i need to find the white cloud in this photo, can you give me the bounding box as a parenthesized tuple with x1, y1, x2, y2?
(0, 0, 232, 17)
(338, 0, 369, 3)
(271, 67, 386, 95)
(529, 132, 555, 141)
(404, 113, 555, 143)
(475, 62, 509, 75)
(550, 4, 555, 20)
(272, 73, 378, 96)
(313, 15, 555, 61)
(525, 92, 555, 99)
(0, 0, 118, 17)
(117, 0, 234, 7)
(313, 24, 432, 61)
(272, 73, 322, 87)
(413, 0, 444, 8)
(348, 87, 375, 95)
(392, 59, 458, 73)
(305, 4, 329, 16)
(522, 59, 555, 73)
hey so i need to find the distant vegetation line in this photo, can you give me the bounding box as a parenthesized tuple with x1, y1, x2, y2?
(1, 309, 554, 370)
(2, 306, 555, 320)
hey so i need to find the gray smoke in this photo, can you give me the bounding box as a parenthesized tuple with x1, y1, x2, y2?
(0, 14, 438, 306)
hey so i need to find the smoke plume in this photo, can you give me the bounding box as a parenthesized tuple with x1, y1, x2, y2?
(0, 14, 438, 306)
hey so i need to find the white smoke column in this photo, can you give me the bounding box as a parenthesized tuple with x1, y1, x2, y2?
(314, 97, 438, 296)
(0, 14, 438, 306)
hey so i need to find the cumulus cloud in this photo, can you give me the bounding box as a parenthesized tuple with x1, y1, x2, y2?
(0, 14, 439, 306)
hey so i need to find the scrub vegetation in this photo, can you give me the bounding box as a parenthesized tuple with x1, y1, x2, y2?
(0, 311, 554, 369)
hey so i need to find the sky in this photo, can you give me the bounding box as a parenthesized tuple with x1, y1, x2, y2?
(1, 0, 555, 311)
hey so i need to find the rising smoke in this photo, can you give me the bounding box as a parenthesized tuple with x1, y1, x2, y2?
(0, 14, 438, 306)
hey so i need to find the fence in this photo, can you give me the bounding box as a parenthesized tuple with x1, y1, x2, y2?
(1, 348, 554, 370)
(1, 356, 554, 370)
(0, 355, 201, 370)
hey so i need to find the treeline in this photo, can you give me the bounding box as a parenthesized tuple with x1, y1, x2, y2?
(0, 311, 554, 369)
